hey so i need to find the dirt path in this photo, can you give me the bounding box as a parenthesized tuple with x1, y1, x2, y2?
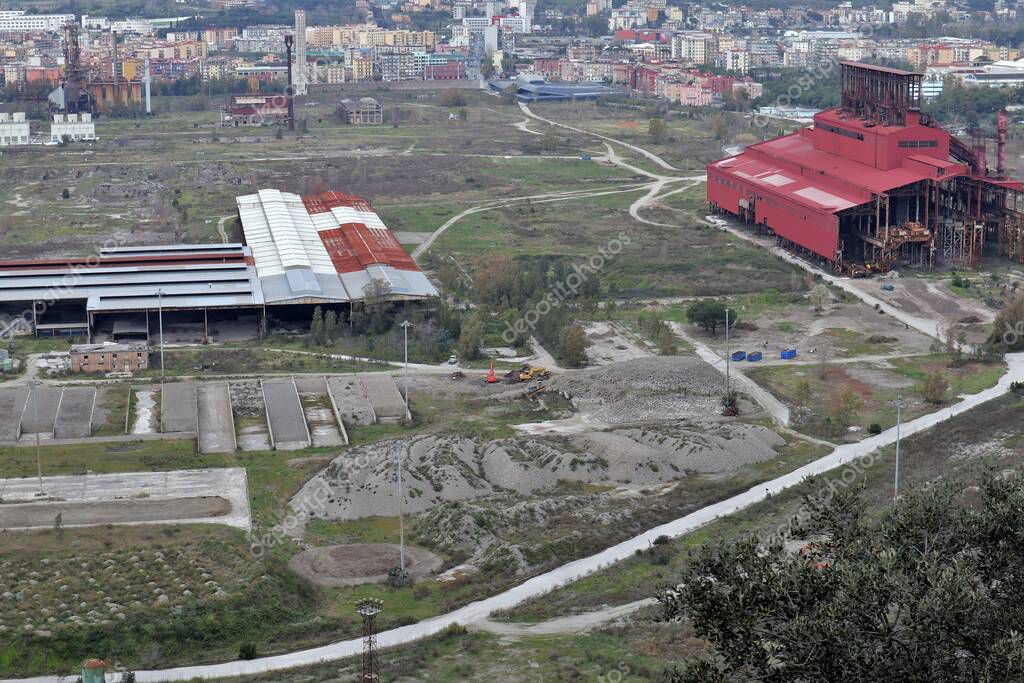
(471, 598, 657, 637)
(519, 101, 679, 171)
(410, 183, 649, 259)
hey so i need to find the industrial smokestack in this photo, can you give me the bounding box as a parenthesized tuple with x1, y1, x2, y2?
(144, 56, 151, 114)
(998, 109, 1008, 178)
(284, 34, 295, 131)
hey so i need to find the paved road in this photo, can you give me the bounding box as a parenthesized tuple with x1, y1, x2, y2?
(262, 379, 310, 450)
(53, 386, 95, 439)
(197, 383, 235, 454)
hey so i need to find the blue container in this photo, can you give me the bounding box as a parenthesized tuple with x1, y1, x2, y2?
(731, 351, 747, 361)
(780, 348, 797, 360)
(747, 351, 763, 362)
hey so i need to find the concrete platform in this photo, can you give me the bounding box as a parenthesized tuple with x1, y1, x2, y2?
(358, 373, 408, 423)
(0, 468, 251, 531)
(262, 379, 310, 450)
(53, 386, 96, 439)
(20, 386, 62, 435)
(198, 383, 236, 453)
(161, 381, 198, 434)
(327, 376, 376, 426)
(296, 377, 345, 448)
(0, 387, 29, 441)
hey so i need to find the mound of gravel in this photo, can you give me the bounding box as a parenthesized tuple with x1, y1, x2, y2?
(292, 420, 784, 522)
(551, 356, 724, 424)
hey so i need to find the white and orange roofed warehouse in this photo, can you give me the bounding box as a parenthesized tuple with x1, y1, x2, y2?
(0, 189, 437, 340)
(236, 189, 438, 304)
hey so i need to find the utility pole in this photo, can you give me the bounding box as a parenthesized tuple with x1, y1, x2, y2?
(725, 307, 731, 397)
(894, 392, 902, 504)
(396, 443, 405, 573)
(33, 380, 42, 495)
(157, 288, 164, 379)
(400, 320, 412, 418)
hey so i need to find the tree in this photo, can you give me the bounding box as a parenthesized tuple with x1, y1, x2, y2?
(648, 117, 667, 144)
(827, 387, 863, 431)
(989, 292, 1024, 352)
(61, 188, 71, 200)
(922, 369, 949, 404)
(457, 311, 485, 360)
(309, 306, 325, 346)
(809, 283, 830, 313)
(560, 323, 588, 367)
(480, 57, 495, 79)
(439, 89, 467, 108)
(323, 310, 339, 344)
(660, 476, 1024, 681)
(793, 378, 813, 421)
(656, 325, 677, 355)
(686, 301, 736, 335)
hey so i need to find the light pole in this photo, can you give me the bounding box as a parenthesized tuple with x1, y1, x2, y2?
(32, 379, 42, 495)
(725, 307, 731, 397)
(157, 288, 164, 379)
(396, 443, 405, 573)
(400, 320, 412, 418)
(894, 392, 903, 504)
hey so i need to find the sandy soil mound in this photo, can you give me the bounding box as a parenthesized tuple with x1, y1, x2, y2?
(287, 543, 442, 586)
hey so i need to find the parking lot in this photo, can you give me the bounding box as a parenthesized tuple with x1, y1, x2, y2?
(20, 386, 62, 435)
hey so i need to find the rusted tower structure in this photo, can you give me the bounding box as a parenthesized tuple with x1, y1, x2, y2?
(356, 598, 383, 682)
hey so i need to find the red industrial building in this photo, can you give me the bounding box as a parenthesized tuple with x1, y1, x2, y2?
(708, 61, 1024, 272)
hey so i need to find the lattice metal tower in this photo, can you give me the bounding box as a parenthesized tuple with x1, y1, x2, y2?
(356, 598, 383, 681)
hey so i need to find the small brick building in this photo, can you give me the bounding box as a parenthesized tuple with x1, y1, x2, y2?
(71, 343, 149, 374)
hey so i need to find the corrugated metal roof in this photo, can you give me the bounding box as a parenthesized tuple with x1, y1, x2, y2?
(237, 188, 438, 303)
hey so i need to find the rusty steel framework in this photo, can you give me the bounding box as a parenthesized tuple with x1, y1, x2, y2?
(357, 598, 383, 682)
(840, 61, 922, 126)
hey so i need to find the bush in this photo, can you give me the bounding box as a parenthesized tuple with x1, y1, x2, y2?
(653, 534, 670, 545)
(238, 643, 257, 660)
(868, 423, 883, 435)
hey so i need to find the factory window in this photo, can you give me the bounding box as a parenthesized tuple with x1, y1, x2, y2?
(819, 122, 864, 141)
(898, 140, 938, 148)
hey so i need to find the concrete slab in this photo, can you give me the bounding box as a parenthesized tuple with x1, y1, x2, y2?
(262, 379, 310, 450)
(20, 386, 62, 435)
(358, 373, 408, 423)
(161, 381, 197, 434)
(198, 383, 236, 454)
(296, 377, 344, 448)
(0, 467, 250, 531)
(0, 387, 29, 441)
(327, 376, 376, 426)
(53, 386, 96, 439)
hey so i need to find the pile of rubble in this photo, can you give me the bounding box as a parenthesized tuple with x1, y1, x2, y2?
(228, 381, 264, 418)
(552, 356, 723, 424)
